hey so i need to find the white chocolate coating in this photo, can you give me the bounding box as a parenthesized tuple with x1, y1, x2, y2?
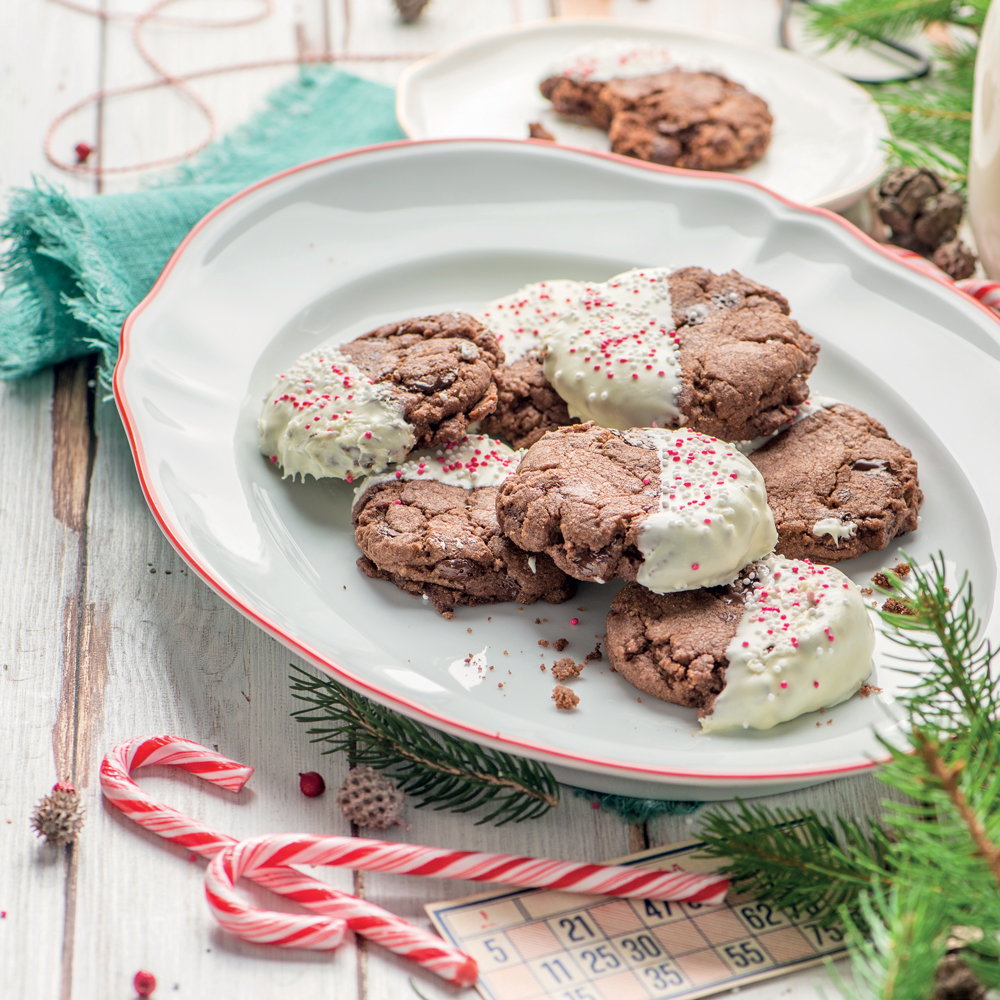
(542, 267, 682, 431)
(812, 517, 858, 545)
(635, 429, 777, 593)
(551, 42, 676, 83)
(476, 280, 582, 363)
(353, 434, 522, 508)
(259, 347, 414, 482)
(701, 555, 875, 732)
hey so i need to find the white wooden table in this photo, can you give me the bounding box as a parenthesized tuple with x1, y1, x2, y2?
(1, 2, 885, 997)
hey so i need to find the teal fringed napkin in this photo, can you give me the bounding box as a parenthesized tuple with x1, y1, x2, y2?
(1, 65, 703, 818)
(0, 67, 405, 386)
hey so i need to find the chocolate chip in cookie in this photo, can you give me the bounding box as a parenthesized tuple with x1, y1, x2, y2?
(342, 312, 502, 449)
(748, 403, 922, 562)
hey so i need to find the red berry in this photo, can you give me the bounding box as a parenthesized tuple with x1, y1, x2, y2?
(299, 772, 326, 797)
(74, 142, 93, 165)
(133, 970, 156, 997)
(53, 780, 76, 794)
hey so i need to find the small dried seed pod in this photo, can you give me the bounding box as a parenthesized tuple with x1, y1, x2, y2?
(336, 766, 407, 830)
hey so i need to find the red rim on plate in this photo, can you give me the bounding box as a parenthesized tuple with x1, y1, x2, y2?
(114, 138, 1000, 786)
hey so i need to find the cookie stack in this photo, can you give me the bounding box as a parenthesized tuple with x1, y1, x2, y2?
(258, 265, 922, 732)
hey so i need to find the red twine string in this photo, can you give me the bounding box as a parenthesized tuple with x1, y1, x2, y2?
(45, 0, 430, 178)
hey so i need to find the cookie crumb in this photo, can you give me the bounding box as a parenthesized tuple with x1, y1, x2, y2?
(893, 562, 912, 578)
(528, 121, 555, 141)
(858, 684, 883, 698)
(883, 597, 916, 616)
(540, 664, 546, 671)
(537, 639, 550, 648)
(860, 587, 873, 596)
(551, 657, 583, 681)
(552, 685, 579, 710)
(871, 572, 890, 589)
(467, 628, 473, 634)
(585, 643, 603, 662)
(553, 638, 569, 652)
(535, 618, 542, 625)
(503, 651, 508, 656)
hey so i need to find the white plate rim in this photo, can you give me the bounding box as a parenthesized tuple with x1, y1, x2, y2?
(113, 137, 1000, 788)
(395, 16, 891, 212)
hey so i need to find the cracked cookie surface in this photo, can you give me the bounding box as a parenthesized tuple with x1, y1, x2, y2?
(749, 403, 922, 561)
(342, 313, 502, 448)
(354, 480, 575, 616)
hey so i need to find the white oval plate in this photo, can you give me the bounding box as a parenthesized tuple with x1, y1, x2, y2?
(397, 19, 889, 212)
(116, 140, 1000, 800)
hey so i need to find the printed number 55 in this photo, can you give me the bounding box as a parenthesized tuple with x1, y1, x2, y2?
(724, 942, 766, 968)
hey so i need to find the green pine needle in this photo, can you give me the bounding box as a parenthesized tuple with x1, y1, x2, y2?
(804, 0, 985, 185)
(700, 553, 1000, 998)
(288, 665, 560, 825)
(698, 803, 891, 925)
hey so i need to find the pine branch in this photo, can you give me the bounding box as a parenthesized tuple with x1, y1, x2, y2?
(833, 883, 949, 1000)
(697, 801, 892, 924)
(804, 1, 983, 184)
(914, 731, 1000, 890)
(288, 666, 560, 825)
(805, 0, 987, 47)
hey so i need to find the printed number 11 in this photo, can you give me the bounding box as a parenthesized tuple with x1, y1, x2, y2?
(541, 959, 574, 984)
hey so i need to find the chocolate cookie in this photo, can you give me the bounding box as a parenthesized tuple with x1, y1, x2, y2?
(542, 267, 818, 443)
(260, 313, 502, 482)
(541, 71, 772, 171)
(479, 350, 574, 449)
(748, 403, 922, 562)
(353, 435, 575, 616)
(495, 422, 775, 592)
(606, 555, 875, 731)
(341, 313, 502, 447)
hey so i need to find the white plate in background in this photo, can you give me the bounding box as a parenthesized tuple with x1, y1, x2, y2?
(116, 140, 1000, 800)
(397, 19, 890, 212)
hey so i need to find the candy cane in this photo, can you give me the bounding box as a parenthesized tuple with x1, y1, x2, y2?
(205, 832, 729, 950)
(100, 736, 478, 986)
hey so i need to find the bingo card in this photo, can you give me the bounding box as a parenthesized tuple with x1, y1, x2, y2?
(426, 836, 846, 1000)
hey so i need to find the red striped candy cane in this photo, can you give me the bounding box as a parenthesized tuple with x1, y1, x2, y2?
(205, 833, 728, 950)
(100, 736, 478, 986)
(957, 278, 1000, 317)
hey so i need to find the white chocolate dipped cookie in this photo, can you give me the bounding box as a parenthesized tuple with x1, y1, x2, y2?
(606, 554, 875, 732)
(495, 421, 776, 593)
(260, 312, 504, 482)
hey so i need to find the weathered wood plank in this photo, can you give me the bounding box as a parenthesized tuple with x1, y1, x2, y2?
(0, 0, 101, 197)
(65, 398, 362, 998)
(0, 367, 94, 999)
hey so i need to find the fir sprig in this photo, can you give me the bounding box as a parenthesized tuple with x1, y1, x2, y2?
(289, 666, 560, 825)
(698, 804, 891, 924)
(698, 554, 1000, 999)
(804, 0, 986, 183)
(805, 0, 988, 47)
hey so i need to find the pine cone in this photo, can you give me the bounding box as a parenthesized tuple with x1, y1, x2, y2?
(877, 167, 965, 254)
(934, 953, 986, 1000)
(933, 238, 977, 281)
(394, 0, 431, 22)
(336, 766, 407, 830)
(31, 781, 85, 845)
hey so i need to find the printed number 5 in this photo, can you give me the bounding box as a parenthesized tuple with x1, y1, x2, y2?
(724, 942, 766, 968)
(483, 938, 507, 963)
